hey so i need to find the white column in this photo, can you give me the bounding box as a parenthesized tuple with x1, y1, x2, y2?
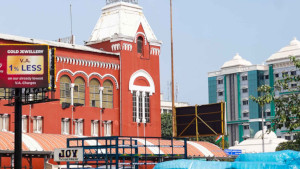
(70, 83, 75, 106)
(99, 87, 104, 108)
(70, 83, 75, 135)
(142, 91, 146, 123)
(136, 91, 140, 123)
(99, 87, 104, 136)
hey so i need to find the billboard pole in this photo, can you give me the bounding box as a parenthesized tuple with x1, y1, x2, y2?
(14, 88, 22, 169)
(170, 0, 177, 137)
(221, 102, 225, 150)
(195, 105, 198, 141)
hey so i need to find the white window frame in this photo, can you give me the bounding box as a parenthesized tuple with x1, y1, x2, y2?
(61, 118, 70, 135)
(91, 120, 99, 136)
(0, 114, 9, 132)
(22, 115, 27, 133)
(104, 120, 112, 136)
(33, 116, 43, 133)
(75, 119, 84, 136)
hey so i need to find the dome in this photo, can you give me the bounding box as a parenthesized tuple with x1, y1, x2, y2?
(254, 126, 277, 139)
(266, 37, 300, 63)
(221, 53, 252, 69)
(87, 1, 158, 44)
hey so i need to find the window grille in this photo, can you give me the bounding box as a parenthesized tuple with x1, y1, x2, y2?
(90, 79, 100, 107)
(133, 91, 137, 122)
(217, 79, 223, 84)
(242, 100, 249, 105)
(145, 92, 150, 123)
(74, 77, 85, 105)
(242, 76, 248, 81)
(103, 80, 113, 108)
(60, 76, 71, 104)
(242, 88, 248, 93)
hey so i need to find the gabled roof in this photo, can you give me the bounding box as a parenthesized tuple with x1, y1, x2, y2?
(221, 53, 252, 69)
(87, 2, 160, 45)
(0, 33, 118, 56)
(266, 38, 300, 63)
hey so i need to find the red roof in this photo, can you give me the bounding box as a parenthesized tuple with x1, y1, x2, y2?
(0, 132, 227, 158)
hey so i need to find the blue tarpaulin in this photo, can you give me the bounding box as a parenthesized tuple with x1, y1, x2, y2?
(154, 150, 300, 169)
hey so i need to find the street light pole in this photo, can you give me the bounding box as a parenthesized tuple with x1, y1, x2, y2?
(261, 106, 265, 152)
(170, 0, 177, 137)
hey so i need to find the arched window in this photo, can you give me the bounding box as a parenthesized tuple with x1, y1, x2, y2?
(74, 77, 85, 105)
(90, 79, 100, 107)
(60, 75, 71, 104)
(129, 70, 155, 124)
(137, 36, 143, 54)
(103, 80, 113, 108)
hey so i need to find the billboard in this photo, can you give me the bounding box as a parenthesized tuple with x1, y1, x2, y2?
(0, 45, 49, 88)
(54, 148, 83, 162)
(176, 102, 225, 137)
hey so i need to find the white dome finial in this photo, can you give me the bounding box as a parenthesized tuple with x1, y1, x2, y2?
(290, 37, 300, 45)
(233, 53, 242, 60)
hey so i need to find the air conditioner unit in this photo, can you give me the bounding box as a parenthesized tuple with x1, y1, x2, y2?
(74, 103, 84, 107)
(62, 102, 70, 109)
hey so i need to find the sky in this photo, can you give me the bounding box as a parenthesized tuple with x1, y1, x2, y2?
(1, 0, 300, 105)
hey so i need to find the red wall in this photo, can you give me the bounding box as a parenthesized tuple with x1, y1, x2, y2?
(88, 24, 161, 137)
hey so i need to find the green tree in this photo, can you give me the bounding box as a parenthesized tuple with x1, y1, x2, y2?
(273, 56, 300, 131)
(251, 56, 300, 151)
(276, 133, 300, 151)
(250, 85, 273, 152)
(161, 113, 173, 138)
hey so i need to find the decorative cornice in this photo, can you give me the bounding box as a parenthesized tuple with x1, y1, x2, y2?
(208, 65, 268, 77)
(111, 43, 121, 51)
(56, 56, 120, 70)
(122, 43, 132, 51)
(273, 61, 295, 69)
(150, 47, 160, 55)
(56, 69, 119, 89)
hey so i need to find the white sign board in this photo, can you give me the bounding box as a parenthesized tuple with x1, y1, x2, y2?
(54, 148, 83, 162)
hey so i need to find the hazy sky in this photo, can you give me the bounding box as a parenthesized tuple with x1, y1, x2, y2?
(1, 0, 300, 105)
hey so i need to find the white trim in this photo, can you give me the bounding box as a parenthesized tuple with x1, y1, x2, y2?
(89, 72, 119, 89)
(187, 141, 214, 157)
(129, 69, 155, 95)
(22, 134, 44, 151)
(134, 32, 147, 45)
(56, 69, 119, 89)
(134, 138, 164, 154)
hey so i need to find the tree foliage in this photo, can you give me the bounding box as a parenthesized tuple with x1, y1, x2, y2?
(251, 56, 300, 132)
(276, 133, 300, 151)
(250, 85, 273, 108)
(272, 56, 300, 131)
(161, 113, 173, 138)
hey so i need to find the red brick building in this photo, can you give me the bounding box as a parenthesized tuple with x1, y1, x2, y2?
(0, 1, 162, 138)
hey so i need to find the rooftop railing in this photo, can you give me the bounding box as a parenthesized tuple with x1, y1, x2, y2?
(106, 0, 138, 5)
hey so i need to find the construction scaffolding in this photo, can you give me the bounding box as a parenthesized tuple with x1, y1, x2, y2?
(66, 136, 188, 169)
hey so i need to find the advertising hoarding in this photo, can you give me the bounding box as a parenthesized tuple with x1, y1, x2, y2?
(54, 148, 83, 162)
(176, 102, 225, 137)
(0, 45, 49, 88)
